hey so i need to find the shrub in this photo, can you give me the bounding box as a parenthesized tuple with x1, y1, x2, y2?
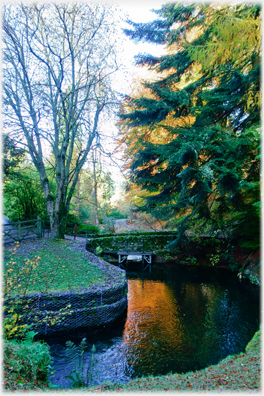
(66, 214, 100, 235)
(77, 224, 100, 234)
(3, 331, 52, 390)
(101, 217, 115, 234)
(66, 213, 81, 226)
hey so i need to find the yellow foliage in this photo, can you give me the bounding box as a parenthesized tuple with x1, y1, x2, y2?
(186, 5, 261, 73)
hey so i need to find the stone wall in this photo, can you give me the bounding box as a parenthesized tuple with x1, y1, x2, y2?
(86, 231, 179, 253)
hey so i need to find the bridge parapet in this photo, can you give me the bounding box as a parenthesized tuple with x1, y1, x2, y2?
(86, 231, 179, 254)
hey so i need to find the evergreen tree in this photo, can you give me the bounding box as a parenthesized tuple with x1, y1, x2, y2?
(120, 3, 260, 248)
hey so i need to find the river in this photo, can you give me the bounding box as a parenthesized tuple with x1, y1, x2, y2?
(43, 264, 260, 389)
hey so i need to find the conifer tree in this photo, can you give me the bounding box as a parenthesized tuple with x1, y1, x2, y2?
(120, 3, 260, 248)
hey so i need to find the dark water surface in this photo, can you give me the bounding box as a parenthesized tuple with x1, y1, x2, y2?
(44, 265, 260, 389)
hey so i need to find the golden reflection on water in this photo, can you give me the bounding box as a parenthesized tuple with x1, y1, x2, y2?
(122, 279, 184, 373)
(121, 279, 225, 375)
(47, 271, 259, 386)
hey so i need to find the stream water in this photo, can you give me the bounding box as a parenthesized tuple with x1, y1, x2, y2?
(43, 264, 260, 389)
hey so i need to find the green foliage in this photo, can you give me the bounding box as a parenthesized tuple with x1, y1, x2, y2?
(3, 134, 26, 177)
(101, 217, 116, 234)
(106, 207, 128, 220)
(3, 242, 40, 339)
(70, 167, 118, 226)
(209, 254, 221, 267)
(4, 162, 47, 221)
(95, 246, 103, 256)
(120, 3, 260, 248)
(185, 256, 198, 266)
(221, 245, 242, 273)
(65, 339, 97, 388)
(66, 214, 101, 235)
(248, 274, 260, 286)
(3, 331, 51, 390)
(66, 212, 82, 226)
(237, 268, 260, 286)
(233, 204, 260, 250)
(78, 224, 100, 235)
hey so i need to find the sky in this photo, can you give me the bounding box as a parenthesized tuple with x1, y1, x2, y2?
(117, 0, 167, 85)
(97, 1, 167, 202)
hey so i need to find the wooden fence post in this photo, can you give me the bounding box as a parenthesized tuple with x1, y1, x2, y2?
(74, 224, 77, 240)
(18, 221, 21, 242)
(37, 216, 42, 238)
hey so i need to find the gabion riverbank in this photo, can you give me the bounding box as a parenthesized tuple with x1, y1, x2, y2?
(13, 281, 127, 336)
(5, 240, 128, 336)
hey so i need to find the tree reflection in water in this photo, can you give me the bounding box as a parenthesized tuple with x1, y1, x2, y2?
(45, 266, 259, 388)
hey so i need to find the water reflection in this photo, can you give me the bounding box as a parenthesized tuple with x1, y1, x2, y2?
(45, 266, 259, 388)
(123, 279, 184, 377)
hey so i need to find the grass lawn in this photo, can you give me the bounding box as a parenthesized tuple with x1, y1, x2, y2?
(4, 239, 111, 295)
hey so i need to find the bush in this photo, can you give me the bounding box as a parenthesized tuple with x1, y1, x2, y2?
(66, 213, 81, 227)
(65, 213, 100, 235)
(77, 224, 100, 234)
(106, 207, 128, 219)
(3, 331, 52, 390)
(101, 217, 115, 234)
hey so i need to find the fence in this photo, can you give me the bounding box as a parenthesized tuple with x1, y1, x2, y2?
(3, 217, 44, 244)
(65, 224, 88, 239)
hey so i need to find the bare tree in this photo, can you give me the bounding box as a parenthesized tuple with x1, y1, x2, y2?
(3, 3, 121, 237)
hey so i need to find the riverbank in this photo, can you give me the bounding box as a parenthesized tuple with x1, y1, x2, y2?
(90, 239, 261, 393)
(89, 329, 261, 392)
(3, 238, 127, 390)
(3, 237, 260, 392)
(87, 255, 261, 392)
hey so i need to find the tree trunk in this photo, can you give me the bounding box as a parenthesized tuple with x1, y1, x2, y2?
(50, 201, 67, 239)
(76, 176, 80, 219)
(92, 150, 99, 226)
